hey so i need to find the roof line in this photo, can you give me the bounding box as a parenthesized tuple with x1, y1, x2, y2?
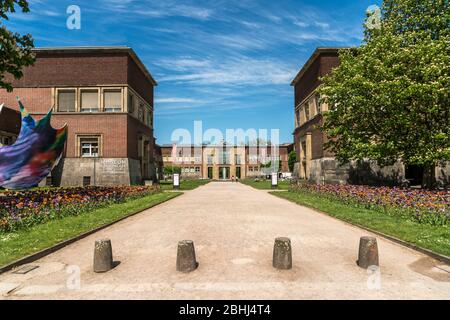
(290, 47, 345, 86)
(33, 46, 157, 86)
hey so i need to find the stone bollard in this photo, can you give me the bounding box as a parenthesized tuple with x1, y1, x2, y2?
(176, 240, 198, 273)
(357, 236, 379, 269)
(93, 239, 114, 273)
(273, 237, 292, 270)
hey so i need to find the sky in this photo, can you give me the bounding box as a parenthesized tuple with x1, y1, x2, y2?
(5, 0, 381, 145)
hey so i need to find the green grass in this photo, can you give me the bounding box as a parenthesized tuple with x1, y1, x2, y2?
(159, 179, 211, 191)
(271, 190, 450, 257)
(0, 192, 181, 267)
(240, 178, 291, 190)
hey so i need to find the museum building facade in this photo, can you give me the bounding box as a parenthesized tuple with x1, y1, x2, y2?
(0, 46, 158, 186)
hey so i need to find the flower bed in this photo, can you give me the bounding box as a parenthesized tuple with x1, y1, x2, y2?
(0, 186, 157, 232)
(291, 183, 450, 226)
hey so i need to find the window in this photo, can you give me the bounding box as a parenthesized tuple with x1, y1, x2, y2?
(304, 102, 310, 122)
(80, 90, 99, 112)
(104, 90, 121, 112)
(315, 93, 321, 114)
(195, 167, 200, 173)
(128, 94, 135, 114)
(79, 136, 100, 157)
(146, 110, 152, 127)
(190, 167, 195, 173)
(220, 150, 230, 164)
(138, 105, 145, 122)
(83, 176, 91, 186)
(249, 166, 253, 172)
(235, 154, 242, 164)
(57, 89, 76, 112)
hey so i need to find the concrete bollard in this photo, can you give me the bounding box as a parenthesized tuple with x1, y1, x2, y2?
(93, 239, 114, 273)
(357, 236, 379, 269)
(273, 237, 292, 270)
(176, 240, 198, 273)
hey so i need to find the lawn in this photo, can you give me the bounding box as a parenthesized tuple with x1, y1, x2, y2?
(0, 191, 181, 267)
(159, 179, 211, 191)
(240, 178, 292, 190)
(272, 190, 450, 258)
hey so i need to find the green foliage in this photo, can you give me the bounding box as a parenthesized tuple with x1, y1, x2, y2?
(0, 0, 35, 92)
(163, 166, 181, 175)
(319, 0, 450, 173)
(272, 190, 450, 257)
(0, 192, 181, 267)
(288, 150, 297, 172)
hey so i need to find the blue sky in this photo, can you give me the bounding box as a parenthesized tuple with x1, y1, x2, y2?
(5, 0, 381, 144)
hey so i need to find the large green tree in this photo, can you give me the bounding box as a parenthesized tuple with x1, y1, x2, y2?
(319, 0, 449, 188)
(0, 0, 35, 92)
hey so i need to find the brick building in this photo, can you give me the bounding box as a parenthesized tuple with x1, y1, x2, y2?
(0, 105, 21, 147)
(160, 143, 293, 180)
(292, 48, 449, 186)
(0, 46, 158, 186)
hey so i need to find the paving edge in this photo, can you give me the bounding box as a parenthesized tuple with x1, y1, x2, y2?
(0, 192, 183, 275)
(270, 192, 450, 266)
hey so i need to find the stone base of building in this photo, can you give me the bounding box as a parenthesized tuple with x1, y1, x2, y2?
(49, 158, 143, 186)
(436, 162, 450, 188)
(297, 158, 450, 187)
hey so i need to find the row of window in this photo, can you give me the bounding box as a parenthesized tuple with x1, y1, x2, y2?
(55, 87, 153, 128)
(296, 93, 322, 127)
(57, 88, 122, 113)
(163, 155, 269, 165)
(248, 166, 260, 172)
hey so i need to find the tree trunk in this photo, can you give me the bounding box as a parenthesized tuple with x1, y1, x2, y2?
(422, 164, 436, 190)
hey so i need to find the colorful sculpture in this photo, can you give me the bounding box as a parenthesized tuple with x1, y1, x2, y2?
(0, 100, 67, 189)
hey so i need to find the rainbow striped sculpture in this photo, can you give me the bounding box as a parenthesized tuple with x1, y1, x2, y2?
(0, 100, 67, 189)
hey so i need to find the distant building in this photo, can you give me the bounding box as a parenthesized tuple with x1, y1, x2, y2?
(160, 143, 293, 180)
(0, 105, 21, 147)
(0, 46, 158, 186)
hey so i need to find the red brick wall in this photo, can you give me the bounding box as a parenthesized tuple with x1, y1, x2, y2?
(49, 114, 128, 158)
(293, 51, 340, 161)
(294, 116, 330, 160)
(0, 87, 52, 113)
(127, 115, 153, 160)
(294, 52, 340, 106)
(294, 58, 320, 106)
(127, 56, 154, 105)
(1, 51, 154, 106)
(4, 52, 128, 88)
(319, 53, 340, 78)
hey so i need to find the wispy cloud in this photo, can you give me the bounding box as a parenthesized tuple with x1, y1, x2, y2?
(155, 97, 203, 104)
(158, 57, 295, 86)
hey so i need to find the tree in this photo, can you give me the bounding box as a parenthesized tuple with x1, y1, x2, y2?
(163, 166, 181, 176)
(319, 0, 449, 188)
(288, 150, 297, 172)
(0, 0, 35, 92)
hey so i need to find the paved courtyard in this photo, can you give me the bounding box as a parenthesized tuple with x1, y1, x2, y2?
(0, 182, 449, 299)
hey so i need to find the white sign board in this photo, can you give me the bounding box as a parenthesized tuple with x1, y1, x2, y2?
(173, 174, 180, 187)
(271, 172, 278, 187)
